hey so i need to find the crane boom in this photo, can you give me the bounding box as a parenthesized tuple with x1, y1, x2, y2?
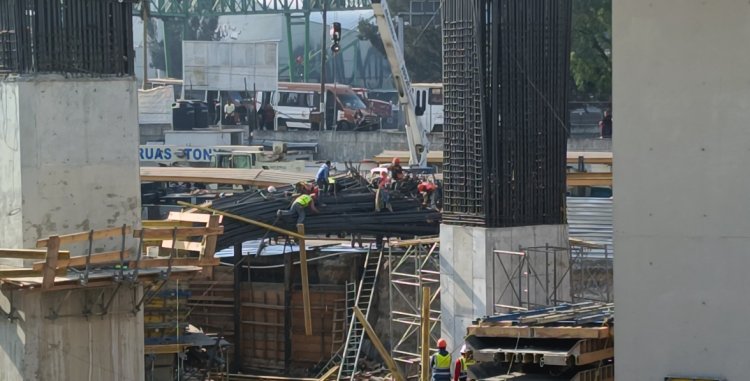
(371, 0, 430, 167)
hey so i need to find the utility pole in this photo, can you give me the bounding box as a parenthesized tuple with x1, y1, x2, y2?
(319, 0, 327, 130)
(141, 0, 149, 90)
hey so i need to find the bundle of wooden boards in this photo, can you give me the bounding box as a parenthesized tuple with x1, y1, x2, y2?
(465, 302, 614, 381)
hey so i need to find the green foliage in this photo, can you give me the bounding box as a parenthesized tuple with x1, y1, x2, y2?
(570, 0, 611, 100)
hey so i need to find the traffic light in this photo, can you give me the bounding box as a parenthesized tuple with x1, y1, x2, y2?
(331, 22, 342, 54)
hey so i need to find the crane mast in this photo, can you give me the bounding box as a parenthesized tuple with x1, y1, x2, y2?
(371, 0, 430, 167)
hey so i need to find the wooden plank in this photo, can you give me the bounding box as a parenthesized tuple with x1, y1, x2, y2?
(0, 267, 67, 278)
(130, 257, 219, 269)
(42, 236, 60, 289)
(532, 326, 611, 339)
(566, 172, 613, 187)
(0, 249, 70, 260)
(297, 224, 313, 336)
(575, 347, 614, 365)
(161, 240, 204, 252)
(167, 211, 213, 224)
(144, 344, 189, 355)
(421, 287, 430, 381)
(353, 307, 406, 381)
(133, 226, 224, 240)
(201, 215, 221, 279)
(36, 226, 132, 248)
(142, 220, 194, 228)
(32, 250, 131, 271)
(317, 365, 339, 381)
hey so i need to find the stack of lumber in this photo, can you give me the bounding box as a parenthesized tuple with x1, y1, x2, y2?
(465, 303, 614, 381)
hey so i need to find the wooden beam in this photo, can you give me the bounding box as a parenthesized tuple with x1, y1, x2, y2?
(36, 226, 132, 248)
(201, 215, 220, 279)
(133, 226, 224, 240)
(353, 306, 406, 381)
(0, 249, 70, 260)
(42, 236, 60, 289)
(177, 202, 305, 240)
(32, 250, 132, 271)
(161, 240, 204, 252)
(142, 220, 194, 228)
(297, 224, 312, 336)
(0, 267, 67, 278)
(317, 365, 339, 381)
(566, 172, 613, 187)
(130, 257, 219, 269)
(144, 344, 189, 354)
(167, 211, 216, 224)
(421, 287, 430, 381)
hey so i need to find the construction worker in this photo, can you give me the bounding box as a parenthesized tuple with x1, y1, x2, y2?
(454, 344, 476, 381)
(375, 171, 393, 212)
(277, 194, 319, 224)
(388, 157, 405, 188)
(430, 338, 452, 381)
(316, 161, 332, 193)
(417, 179, 437, 209)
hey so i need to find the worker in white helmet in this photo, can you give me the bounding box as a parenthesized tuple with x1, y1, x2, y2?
(454, 344, 476, 381)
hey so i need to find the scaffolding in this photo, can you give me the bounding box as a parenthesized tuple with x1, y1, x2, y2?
(388, 238, 441, 379)
(492, 242, 612, 314)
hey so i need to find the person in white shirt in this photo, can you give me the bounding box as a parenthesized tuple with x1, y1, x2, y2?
(223, 100, 237, 125)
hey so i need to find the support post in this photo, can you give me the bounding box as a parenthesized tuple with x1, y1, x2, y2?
(297, 223, 313, 336)
(233, 243, 242, 372)
(304, 12, 310, 81)
(285, 12, 295, 82)
(320, 0, 327, 130)
(284, 239, 293, 372)
(141, 0, 149, 89)
(42, 236, 60, 289)
(353, 307, 406, 381)
(421, 286, 430, 381)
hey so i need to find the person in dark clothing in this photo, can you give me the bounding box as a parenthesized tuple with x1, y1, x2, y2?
(262, 102, 275, 130)
(599, 110, 613, 138)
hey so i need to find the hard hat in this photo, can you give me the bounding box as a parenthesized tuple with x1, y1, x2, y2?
(393, 157, 401, 165)
(437, 338, 447, 349)
(460, 344, 469, 353)
(267, 186, 277, 193)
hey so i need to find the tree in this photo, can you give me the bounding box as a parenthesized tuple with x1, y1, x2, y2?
(570, 0, 612, 100)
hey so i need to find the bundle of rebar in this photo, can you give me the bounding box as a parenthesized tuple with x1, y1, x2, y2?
(442, 0, 572, 227)
(210, 176, 441, 250)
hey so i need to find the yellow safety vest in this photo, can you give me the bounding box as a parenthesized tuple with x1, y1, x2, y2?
(295, 194, 313, 207)
(433, 352, 451, 371)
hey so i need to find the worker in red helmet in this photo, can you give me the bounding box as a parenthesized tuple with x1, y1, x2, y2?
(388, 157, 404, 186)
(417, 179, 437, 209)
(430, 338, 451, 381)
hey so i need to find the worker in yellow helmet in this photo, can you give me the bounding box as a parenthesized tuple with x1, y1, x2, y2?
(430, 338, 451, 381)
(277, 193, 319, 224)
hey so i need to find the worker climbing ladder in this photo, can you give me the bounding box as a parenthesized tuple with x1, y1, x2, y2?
(337, 246, 384, 380)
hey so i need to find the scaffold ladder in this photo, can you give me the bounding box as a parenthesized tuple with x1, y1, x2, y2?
(337, 247, 383, 380)
(316, 281, 356, 379)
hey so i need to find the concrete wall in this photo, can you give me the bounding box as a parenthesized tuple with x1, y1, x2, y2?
(0, 77, 141, 250)
(439, 224, 568, 357)
(614, 1, 750, 379)
(0, 286, 144, 381)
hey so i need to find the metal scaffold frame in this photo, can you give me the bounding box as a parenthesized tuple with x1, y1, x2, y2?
(492, 243, 612, 314)
(388, 239, 441, 379)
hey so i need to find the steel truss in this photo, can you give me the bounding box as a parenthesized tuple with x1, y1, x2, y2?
(388, 239, 441, 379)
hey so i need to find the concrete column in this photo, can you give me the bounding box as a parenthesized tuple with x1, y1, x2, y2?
(0, 76, 141, 252)
(614, 1, 750, 379)
(439, 224, 568, 357)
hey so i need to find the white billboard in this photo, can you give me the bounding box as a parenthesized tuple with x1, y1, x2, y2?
(183, 40, 279, 91)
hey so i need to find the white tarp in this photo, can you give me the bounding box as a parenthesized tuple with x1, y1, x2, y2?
(138, 86, 175, 125)
(183, 40, 279, 91)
